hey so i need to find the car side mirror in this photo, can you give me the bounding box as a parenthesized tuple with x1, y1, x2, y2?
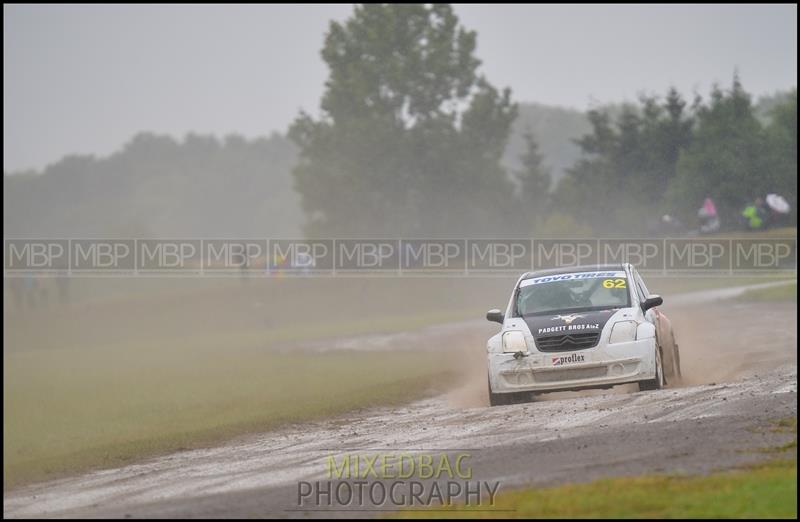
(486, 309, 504, 324)
(641, 294, 663, 312)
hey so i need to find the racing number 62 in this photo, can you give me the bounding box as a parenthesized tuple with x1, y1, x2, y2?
(602, 278, 627, 289)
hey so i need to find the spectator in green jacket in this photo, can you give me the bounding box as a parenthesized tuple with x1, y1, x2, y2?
(741, 197, 768, 230)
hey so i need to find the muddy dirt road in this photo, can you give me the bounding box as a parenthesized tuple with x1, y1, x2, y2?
(4, 284, 797, 518)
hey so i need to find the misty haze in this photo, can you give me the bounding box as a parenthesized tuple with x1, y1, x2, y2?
(3, 4, 797, 519)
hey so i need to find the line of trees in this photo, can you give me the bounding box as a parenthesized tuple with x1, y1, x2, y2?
(291, 4, 796, 237)
(4, 133, 302, 238)
(546, 79, 797, 235)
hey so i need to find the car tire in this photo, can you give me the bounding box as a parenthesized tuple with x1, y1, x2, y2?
(638, 347, 665, 392)
(489, 390, 509, 407)
(488, 377, 509, 406)
(488, 376, 529, 406)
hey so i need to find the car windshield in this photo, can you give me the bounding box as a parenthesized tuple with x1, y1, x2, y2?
(516, 271, 631, 316)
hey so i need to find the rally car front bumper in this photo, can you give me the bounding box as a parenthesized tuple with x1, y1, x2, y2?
(487, 337, 657, 394)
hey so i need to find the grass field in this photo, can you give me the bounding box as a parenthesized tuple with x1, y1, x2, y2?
(3, 271, 796, 490)
(3, 347, 457, 489)
(643, 274, 796, 296)
(736, 280, 797, 302)
(4, 276, 498, 489)
(700, 226, 797, 239)
(399, 459, 797, 519)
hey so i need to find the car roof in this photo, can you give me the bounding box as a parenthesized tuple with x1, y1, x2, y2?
(519, 264, 628, 281)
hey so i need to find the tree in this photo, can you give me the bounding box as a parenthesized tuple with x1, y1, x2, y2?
(515, 130, 551, 228)
(638, 88, 694, 200)
(763, 89, 797, 222)
(288, 4, 518, 237)
(551, 106, 642, 234)
(550, 87, 695, 234)
(3, 132, 301, 238)
(505, 103, 591, 187)
(667, 74, 769, 227)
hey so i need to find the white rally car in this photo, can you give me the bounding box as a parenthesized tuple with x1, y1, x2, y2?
(486, 263, 681, 406)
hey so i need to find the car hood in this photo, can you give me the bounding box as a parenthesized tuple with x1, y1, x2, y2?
(520, 308, 621, 339)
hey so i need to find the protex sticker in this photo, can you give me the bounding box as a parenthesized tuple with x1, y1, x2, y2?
(552, 354, 586, 366)
(520, 271, 625, 287)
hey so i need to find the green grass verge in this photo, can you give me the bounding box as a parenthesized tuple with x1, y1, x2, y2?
(4, 347, 455, 489)
(700, 226, 797, 239)
(760, 417, 798, 454)
(772, 417, 798, 433)
(735, 282, 797, 302)
(398, 459, 798, 519)
(646, 275, 794, 296)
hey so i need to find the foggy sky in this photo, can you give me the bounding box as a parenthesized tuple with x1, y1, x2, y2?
(4, 3, 797, 173)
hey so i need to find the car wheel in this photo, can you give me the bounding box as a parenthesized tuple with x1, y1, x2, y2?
(488, 376, 503, 406)
(489, 390, 508, 407)
(488, 376, 528, 406)
(488, 383, 511, 406)
(639, 347, 665, 391)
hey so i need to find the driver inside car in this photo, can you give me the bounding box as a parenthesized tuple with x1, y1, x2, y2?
(520, 283, 579, 314)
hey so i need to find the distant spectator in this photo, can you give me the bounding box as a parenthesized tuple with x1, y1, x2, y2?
(741, 197, 768, 230)
(697, 197, 720, 234)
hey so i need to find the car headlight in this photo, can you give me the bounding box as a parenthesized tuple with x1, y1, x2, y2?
(502, 331, 528, 353)
(609, 321, 638, 344)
